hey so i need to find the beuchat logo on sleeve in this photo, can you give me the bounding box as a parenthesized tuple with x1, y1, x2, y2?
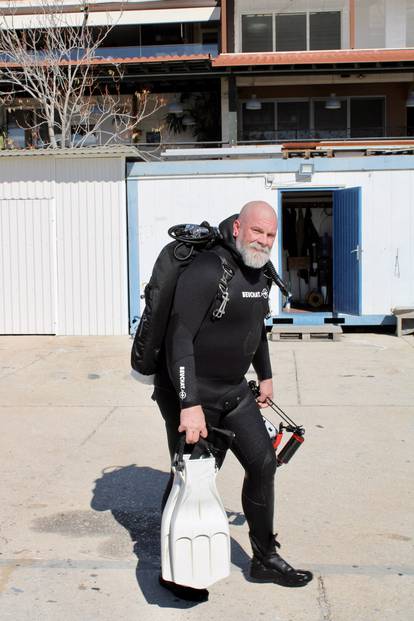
(179, 366, 186, 400)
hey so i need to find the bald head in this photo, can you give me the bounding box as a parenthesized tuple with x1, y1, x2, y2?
(238, 201, 277, 227)
(233, 200, 277, 269)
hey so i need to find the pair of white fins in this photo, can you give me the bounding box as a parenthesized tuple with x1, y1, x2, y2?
(161, 451, 231, 589)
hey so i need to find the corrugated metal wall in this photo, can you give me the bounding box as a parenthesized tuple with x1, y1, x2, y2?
(0, 157, 54, 201)
(0, 197, 56, 334)
(0, 154, 129, 336)
(55, 157, 128, 335)
(0, 158, 56, 334)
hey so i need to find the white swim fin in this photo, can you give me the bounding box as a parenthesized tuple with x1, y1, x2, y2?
(161, 442, 231, 589)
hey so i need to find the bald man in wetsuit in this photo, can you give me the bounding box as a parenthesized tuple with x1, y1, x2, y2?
(154, 201, 313, 601)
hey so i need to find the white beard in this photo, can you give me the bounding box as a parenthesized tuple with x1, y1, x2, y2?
(236, 238, 270, 269)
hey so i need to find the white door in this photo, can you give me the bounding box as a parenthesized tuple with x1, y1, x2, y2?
(0, 198, 56, 334)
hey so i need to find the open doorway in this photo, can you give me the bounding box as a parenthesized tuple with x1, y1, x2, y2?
(281, 191, 333, 312)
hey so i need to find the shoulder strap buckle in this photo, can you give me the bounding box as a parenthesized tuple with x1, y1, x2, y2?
(211, 259, 234, 320)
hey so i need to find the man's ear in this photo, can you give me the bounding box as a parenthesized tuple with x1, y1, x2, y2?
(233, 219, 241, 238)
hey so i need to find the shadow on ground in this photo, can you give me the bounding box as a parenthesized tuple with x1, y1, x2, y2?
(91, 464, 250, 608)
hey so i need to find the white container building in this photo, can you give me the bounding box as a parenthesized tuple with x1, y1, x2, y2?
(1, 149, 413, 335)
(127, 154, 414, 329)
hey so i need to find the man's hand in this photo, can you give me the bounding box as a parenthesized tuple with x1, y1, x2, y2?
(179, 405, 208, 444)
(256, 378, 273, 408)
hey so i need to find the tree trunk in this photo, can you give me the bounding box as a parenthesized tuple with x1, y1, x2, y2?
(47, 116, 57, 148)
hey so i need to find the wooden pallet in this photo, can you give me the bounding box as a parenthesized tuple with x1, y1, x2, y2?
(392, 307, 414, 337)
(269, 324, 342, 342)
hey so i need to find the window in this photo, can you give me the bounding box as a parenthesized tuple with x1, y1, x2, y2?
(241, 102, 275, 140)
(310, 12, 341, 50)
(407, 107, 414, 136)
(7, 110, 34, 148)
(350, 98, 385, 137)
(146, 130, 161, 144)
(277, 101, 310, 139)
(241, 14, 273, 52)
(241, 11, 341, 52)
(275, 14, 306, 52)
(240, 97, 386, 141)
(314, 100, 348, 138)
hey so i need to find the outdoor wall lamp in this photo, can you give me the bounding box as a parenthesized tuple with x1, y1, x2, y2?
(406, 89, 414, 107)
(325, 93, 341, 110)
(182, 115, 196, 126)
(167, 97, 184, 115)
(246, 95, 262, 111)
(298, 162, 314, 178)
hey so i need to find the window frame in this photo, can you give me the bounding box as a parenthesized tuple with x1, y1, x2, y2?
(349, 95, 387, 138)
(239, 9, 343, 53)
(238, 95, 387, 141)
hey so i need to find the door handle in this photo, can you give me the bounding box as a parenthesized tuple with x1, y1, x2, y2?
(350, 245, 361, 261)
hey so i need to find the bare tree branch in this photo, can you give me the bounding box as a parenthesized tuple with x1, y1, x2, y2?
(0, 0, 166, 150)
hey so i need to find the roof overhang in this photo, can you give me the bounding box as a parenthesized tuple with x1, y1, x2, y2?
(0, 145, 142, 158)
(212, 49, 414, 75)
(0, 54, 217, 79)
(0, 3, 220, 29)
(161, 145, 284, 159)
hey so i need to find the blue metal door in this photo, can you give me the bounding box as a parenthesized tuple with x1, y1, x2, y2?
(333, 187, 361, 315)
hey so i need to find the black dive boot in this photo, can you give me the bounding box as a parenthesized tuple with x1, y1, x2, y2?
(250, 535, 313, 588)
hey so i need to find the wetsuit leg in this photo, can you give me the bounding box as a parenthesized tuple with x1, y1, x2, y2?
(154, 385, 224, 509)
(154, 381, 277, 551)
(220, 389, 277, 551)
(152, 386, 181, 510)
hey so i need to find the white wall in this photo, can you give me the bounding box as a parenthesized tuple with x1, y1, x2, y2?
(235, 0, 413, 51)
(385, 0, 407, 47)
(0, 156, 54, 200)
(354, 0, 413, 49)
(406, 0, 414, 46)
(136, 174, 281, 315)
(0, 153, 129, 335)
(55, 156, 129, 335)
(270, 167, 414, 315)
(134, 165, 414, 317)
(0, 157, 56, 334)
(0, 4, 220, 29)
(234, 0, 349, 52)
(0, 197, 56, 334)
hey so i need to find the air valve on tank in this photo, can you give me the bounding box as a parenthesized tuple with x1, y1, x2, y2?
(249, 380, 305, 466)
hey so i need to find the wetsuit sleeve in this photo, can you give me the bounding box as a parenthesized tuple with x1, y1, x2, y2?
(252, 325, 272, 381)
(165, 252, 223, 408)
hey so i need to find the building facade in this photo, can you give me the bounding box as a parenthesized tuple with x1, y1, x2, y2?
(218, 0, 414, 146)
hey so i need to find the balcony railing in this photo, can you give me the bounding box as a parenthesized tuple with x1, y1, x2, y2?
(0, 43, 218, 64)
(3, 127, 414, 152)
(94, 43, 219, 60)
(239, 127, 413, 142)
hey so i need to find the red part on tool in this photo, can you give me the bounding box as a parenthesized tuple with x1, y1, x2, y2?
(273, 432, 283, 449)
(293, 434, 304, 443)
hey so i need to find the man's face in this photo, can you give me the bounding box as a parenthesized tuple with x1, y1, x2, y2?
(234, 210, 277, 269)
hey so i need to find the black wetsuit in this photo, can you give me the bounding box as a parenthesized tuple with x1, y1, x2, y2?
(154, 219, 277, 552)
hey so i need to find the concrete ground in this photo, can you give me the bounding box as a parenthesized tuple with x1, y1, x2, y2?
(0, 333, 413, 621)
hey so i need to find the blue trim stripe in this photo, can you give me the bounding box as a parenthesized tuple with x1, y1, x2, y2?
(277, 189, 283, 314)
(127, 155, 414, 178)
(272, 314, 395, 326)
